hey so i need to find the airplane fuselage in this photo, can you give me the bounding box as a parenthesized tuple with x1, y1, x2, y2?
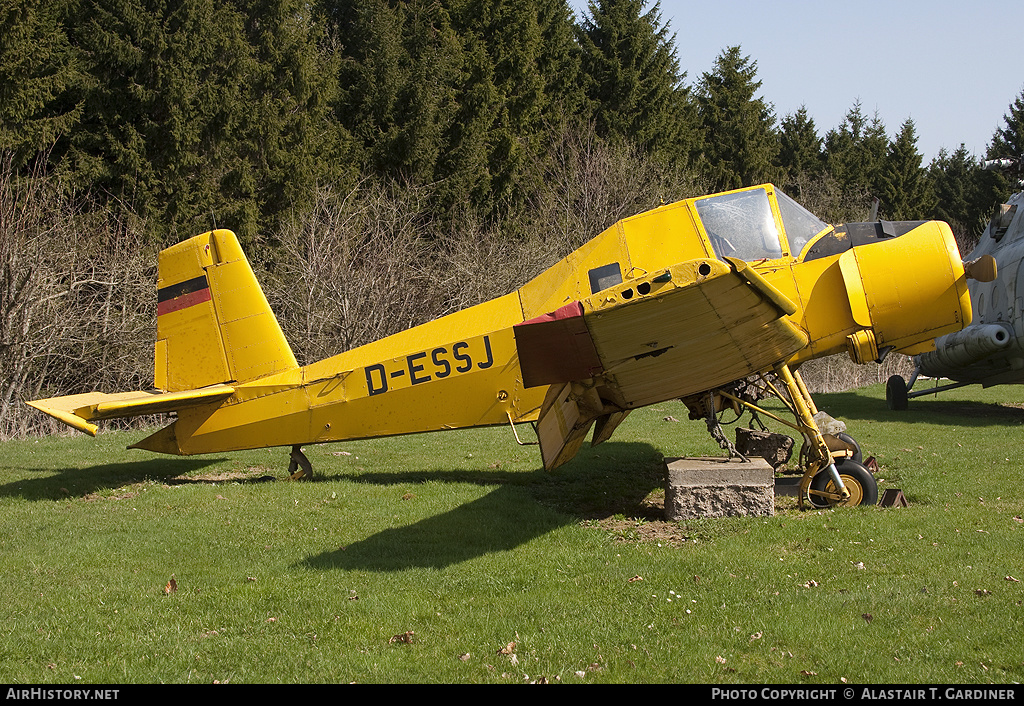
(129, 185, 970, 459)
(29, 184, 973, 479)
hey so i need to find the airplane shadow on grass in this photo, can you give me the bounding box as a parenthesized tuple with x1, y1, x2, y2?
(2, 438, 668, 569)
(300, 441, 667, 572)
(0, 457, 235, 502)
(815, 390, 1024, 428)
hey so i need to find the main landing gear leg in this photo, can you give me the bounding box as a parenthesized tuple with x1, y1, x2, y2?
(288, 445, 313, 480)
(786, 364, 879, 509)
(774, 364, 850, 509)
(707, 364, 877, 509)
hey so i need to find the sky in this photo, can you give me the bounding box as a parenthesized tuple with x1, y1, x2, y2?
(570, 0, 1023, 162)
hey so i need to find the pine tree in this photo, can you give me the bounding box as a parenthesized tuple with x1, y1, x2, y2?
(332, 0, 466, 183)
(990, 88, 1024, 161)
(229, 0, 352, 232)
(535, 0, 587, 125)
(777, 106, 823, 194)
(327, 0, 587, 217)
(928, 144, 987, 250)
(61, 0, 346, 243)
(62, 0, 240, 237)
(823, 100, 888, 196)
(876, 118, 931, 220)
(694, 45, 778, 191)
(432, 30, 501, 210)
(0, 0, 83, 168)
(981, 88, 1024, 213)
(453, 0, 586, 209)
(576, 0, 695, 166)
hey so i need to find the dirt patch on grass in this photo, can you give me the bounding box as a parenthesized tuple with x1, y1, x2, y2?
(588, 489, 692, 545)
(78, 467, 278, 500)
(81, 485, 142, 502)
(595, 516, 695, 545)
(589, 487, 801, 545)
(165, 467, 279, 484)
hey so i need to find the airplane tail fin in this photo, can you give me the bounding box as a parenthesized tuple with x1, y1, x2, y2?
(27, 230, 297, 436)
(155, 229, 297, 391)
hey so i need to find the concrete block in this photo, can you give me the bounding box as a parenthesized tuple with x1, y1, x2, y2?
(664, 456, 775, 520)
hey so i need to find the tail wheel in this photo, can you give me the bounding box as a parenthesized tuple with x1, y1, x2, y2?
(808, 459, 878, 508)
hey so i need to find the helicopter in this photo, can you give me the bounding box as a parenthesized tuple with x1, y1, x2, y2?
(886, 158, 1020, 409)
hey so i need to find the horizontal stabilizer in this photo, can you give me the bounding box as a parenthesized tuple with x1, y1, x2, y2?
(27, 384, 235, 436)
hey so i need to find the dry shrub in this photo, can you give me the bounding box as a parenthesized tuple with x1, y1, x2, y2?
(528, 123, 710, 252)
(783, 172, 875, 225)
(0, 155, 154, 438)
(430, 217, 561, 314)
(798, 353, 917, 394)
(264, 180, 443, 366)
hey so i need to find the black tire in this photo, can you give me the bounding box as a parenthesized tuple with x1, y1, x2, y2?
(835, 432, 862, 465)
(808, 459, 879, 508)
(886, 375, 908, 411)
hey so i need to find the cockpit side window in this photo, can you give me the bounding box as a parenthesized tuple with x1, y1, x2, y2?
(695, 188, 783, 261)
(775, 189, 831, 257)
(588, 262, 623, 294)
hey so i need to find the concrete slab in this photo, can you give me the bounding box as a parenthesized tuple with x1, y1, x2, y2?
(774, 476, 802, 496)
(664, 456, 775, 520)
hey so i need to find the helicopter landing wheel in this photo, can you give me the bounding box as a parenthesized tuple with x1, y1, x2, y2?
(886, 375, 909, 411)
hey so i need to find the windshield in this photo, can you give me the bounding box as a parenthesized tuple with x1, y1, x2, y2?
(775, 189, 830, 257)
(695, 187, 782, 261)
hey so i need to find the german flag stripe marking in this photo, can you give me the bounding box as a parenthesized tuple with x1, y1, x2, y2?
(157, 275, 211, 315)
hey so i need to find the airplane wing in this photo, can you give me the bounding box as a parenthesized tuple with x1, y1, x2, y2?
(26, 385, 236, 436)
(514, 258, 809, 469)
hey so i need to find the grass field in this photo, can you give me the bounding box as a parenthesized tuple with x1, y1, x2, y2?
(1, 382, 1023, 684)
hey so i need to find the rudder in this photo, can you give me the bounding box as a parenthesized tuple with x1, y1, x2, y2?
(155, 230, 297, 391)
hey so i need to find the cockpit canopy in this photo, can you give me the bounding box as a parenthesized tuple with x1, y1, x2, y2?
(694, 186, 831, 262)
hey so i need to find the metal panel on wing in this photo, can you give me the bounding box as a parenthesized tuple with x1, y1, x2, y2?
(580, 259, 809, 408)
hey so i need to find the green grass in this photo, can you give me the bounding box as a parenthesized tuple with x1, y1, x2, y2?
(1, 384, 1023, 683)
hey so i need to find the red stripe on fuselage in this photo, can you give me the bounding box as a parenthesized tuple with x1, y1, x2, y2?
(157, 287, 212, 316)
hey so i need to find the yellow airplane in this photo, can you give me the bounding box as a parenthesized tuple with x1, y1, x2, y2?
(27, 184, 991, 508)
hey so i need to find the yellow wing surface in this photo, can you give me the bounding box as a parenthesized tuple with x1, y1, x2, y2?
(515, 258, 809, 468)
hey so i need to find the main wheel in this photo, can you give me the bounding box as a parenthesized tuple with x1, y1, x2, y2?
(808, 459, 878, 508)
(886, 375, 908, 411)
(835, 432, 862, 464)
